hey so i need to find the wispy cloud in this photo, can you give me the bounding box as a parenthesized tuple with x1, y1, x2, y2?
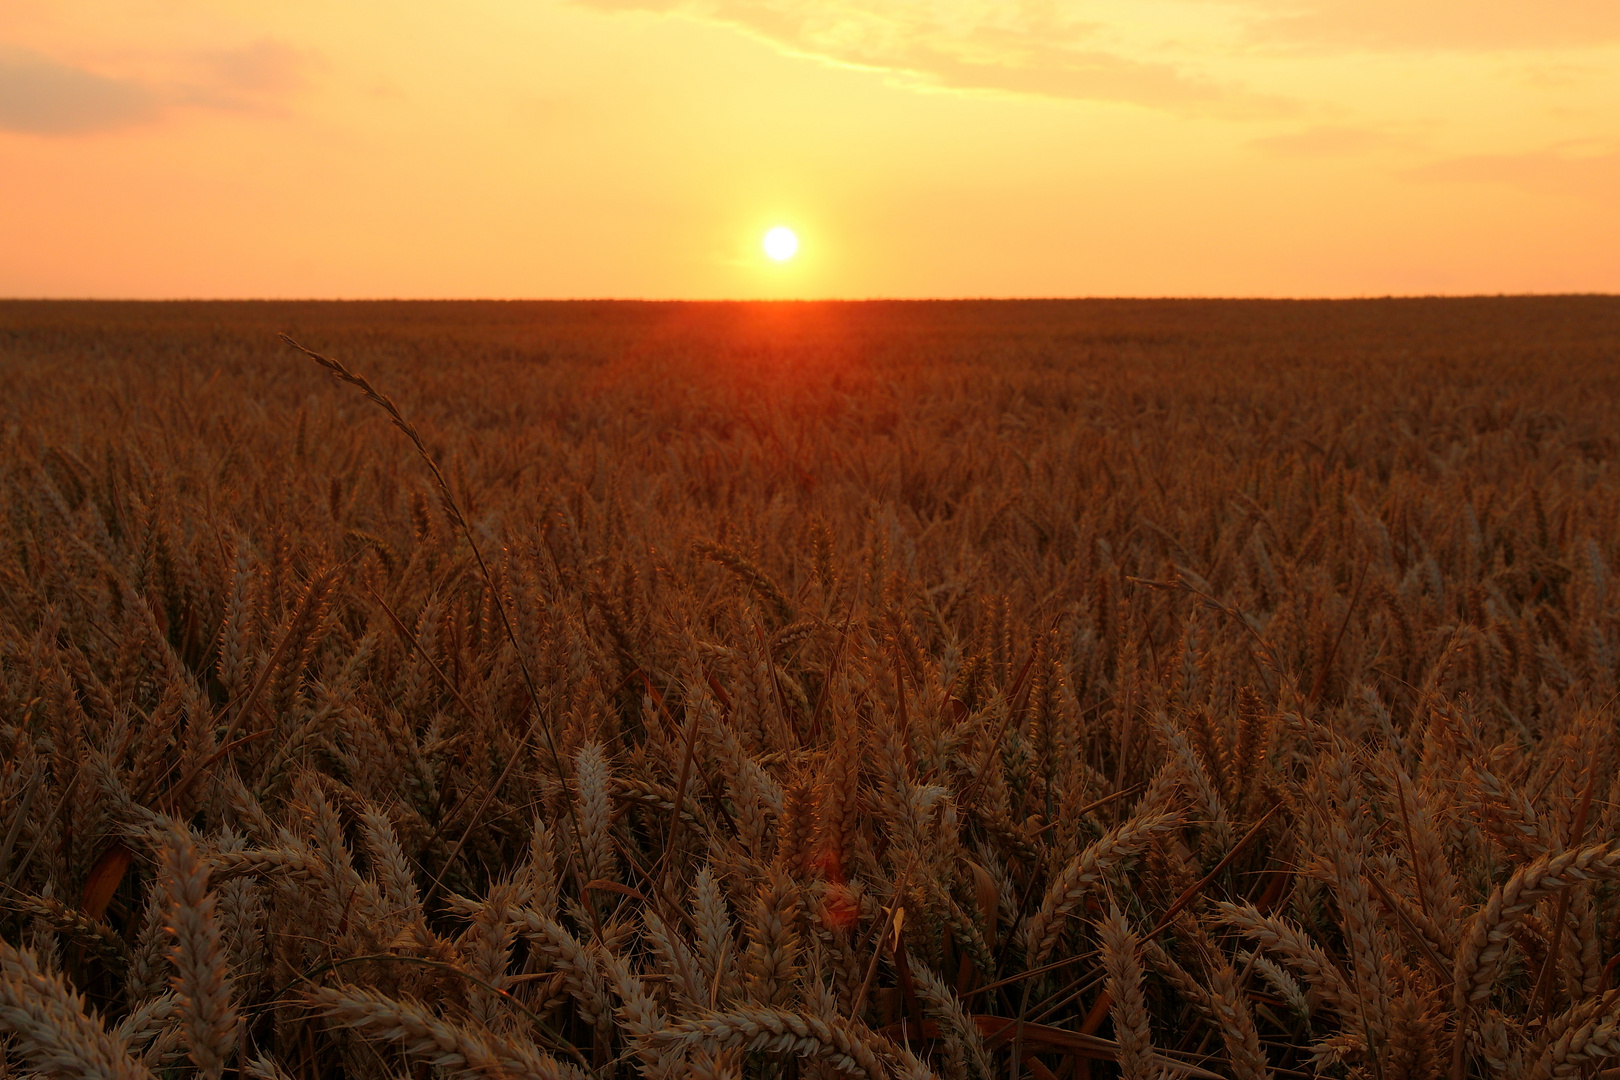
(1250, 124, 1418, 158)
(193, 39, 311, 100)
(0, 39, 314, 136)
(0, 48, 160, 134)
(1405, 143, 1620, 201)
(574, 0, 1291, 115)
(572, 0, 1620, 118)
(1241, 0, 1620, 52)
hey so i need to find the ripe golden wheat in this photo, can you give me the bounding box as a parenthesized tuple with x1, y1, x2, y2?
(2, 297, 1619, 1079)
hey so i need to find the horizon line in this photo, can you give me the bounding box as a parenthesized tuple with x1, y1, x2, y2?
(3, 292, 1618, 304)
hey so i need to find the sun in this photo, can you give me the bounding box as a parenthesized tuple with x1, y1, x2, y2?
(763, 226, 798, 261)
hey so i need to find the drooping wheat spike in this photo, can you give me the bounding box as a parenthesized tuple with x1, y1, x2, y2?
(289, 771, 363, 892)
(644, 1008, 892, 1080)
(574, 739, 617, 886)
(770, 617, 819, 654)
(310, 984, 587, 1080)
(13, 892, 129, 969)
(927, 876, 996, 979)
(463, 883, 521, 1031)
(1242, 951, 1311, 1020)
(1472, 1009, 1518, 1080)
(1217, 902, 1358, 1017)
(1141, 938, 1213, 1013)
(213, 831, 268, 999)
(1454, 841, 1620, 1011)
(1393, 768, 1464, 950)
(1023, 810, 1179, 967)
(1133, 760, 1185, 817)
(127, 683, 183, 803)
(696, 541, 796, 624)
(1568, 888, 1604, 998)
(1525, 989, 1620, 1080)
(208, 841, 330, 885)
(1369, 850, 1454, 967)
(159, 828, 237, 1080)
(687, 1047, 746, 1080)
(1322, 753, 1394, 1056)
(1183, 706, 1229, 801)
(0, 939, 153, 1080)
(113, 991, 178, 1051)
(711, 721, 785, 857)
(1098, 906, 1155, 1080)
(515, 908, 613, 1027)
(264, 569, 337, 716)
(242, 1053, 297, 1080)
(281, 334, 576, 875)
(1465, 763, 1554, 860)
(214, 770, 279, 845)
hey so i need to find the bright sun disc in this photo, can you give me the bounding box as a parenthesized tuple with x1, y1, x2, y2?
(763, 226, 798, 261)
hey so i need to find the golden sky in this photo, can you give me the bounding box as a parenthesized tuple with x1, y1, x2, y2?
(3, 1, 1618, 298)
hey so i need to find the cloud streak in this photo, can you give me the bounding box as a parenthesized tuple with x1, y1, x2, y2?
(1241, 0, 1620, 52)
(574, 0, 1620, 120)
(575, 0, 1290, 115)
(1406, 144, 1620, 201)
(0, 48, 160, 134)
(1250, 124, 1419, 158)
(0, 39, 313, 136)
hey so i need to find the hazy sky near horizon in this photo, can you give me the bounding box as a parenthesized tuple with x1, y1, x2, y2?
(2, 1, 1618, 299)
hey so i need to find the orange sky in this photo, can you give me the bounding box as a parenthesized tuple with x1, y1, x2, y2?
(2, 1, 1618, 298)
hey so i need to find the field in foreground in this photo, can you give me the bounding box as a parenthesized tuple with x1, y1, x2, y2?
(2, 297, 1620, 1080)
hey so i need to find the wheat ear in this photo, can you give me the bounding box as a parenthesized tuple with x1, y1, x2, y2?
(160, 828, 237, 1080)
(908, 960, 995, 1080)
(1024, 811, 1179, 967)
(0, 940, 152, 1080)
(242, 1053, 297, 1080)
(1454, 841, 1620, 1010)
(575, 739, 617, 886)
(311, 985, 586, 1080)
(1098, 906, 1155, 1080)
(644, 908, 709, 1007)
(1216, 901, 1357, 1015)
(1525, 989, 1620, 1080)
(644, 1007, 892, 1079)
(112, 991, 178, 1050)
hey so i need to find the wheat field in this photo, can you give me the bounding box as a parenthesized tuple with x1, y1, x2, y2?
(2, 297, 1620, 1080)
